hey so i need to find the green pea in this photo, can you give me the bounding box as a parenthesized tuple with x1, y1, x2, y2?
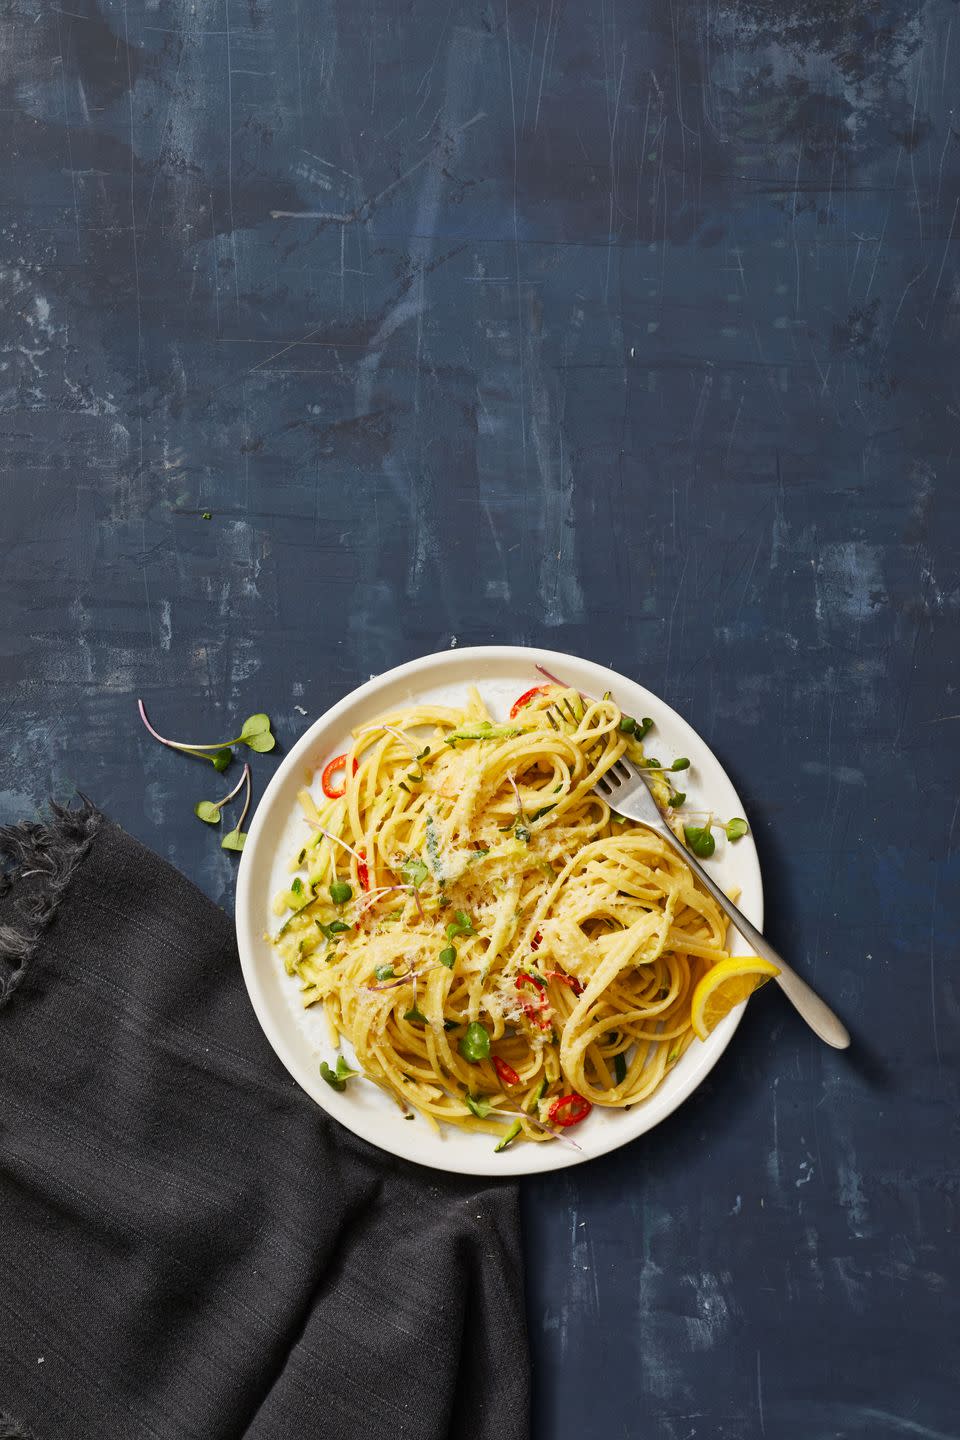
(330, 880, 353, 905)
(459, 1022, 491, 1063)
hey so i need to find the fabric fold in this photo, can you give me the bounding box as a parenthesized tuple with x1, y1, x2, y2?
(0, 803, 529, 1440)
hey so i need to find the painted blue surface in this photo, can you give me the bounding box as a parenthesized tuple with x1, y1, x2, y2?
(2, 1, 959, 1435)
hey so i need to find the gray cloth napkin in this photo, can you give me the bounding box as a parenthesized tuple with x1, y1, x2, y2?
(0, 803, 529, 1440)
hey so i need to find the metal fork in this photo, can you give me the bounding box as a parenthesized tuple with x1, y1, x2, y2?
(547, 704, 851, 1049)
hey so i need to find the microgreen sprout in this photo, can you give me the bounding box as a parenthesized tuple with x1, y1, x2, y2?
(137, 700, 275, 763)
(194, 761, 250, 826)
(726, 818, 749, 841)
(683, 823, 716, 859)
(320, 1055, 358, 1091)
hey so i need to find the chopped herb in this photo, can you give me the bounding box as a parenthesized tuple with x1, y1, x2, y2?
(404, 1113, 415, 1120)
(459, 1022, 491, 1062)
(445, 910, 476, 939)
(465, 1094, 492, 1119)
(529, 804, 556, 823)
(374, 963, 395, 981)
(296, 847, 306, 864)
(401, 856, 429, 888)
(398, 781, 410, 793)
(291, 878, 304, 900)
(439, 946, 456, 968)
(406, 769, 424, 783)
(403, 1005, 428, 1024)
(320, 1055, 358, 1091)
(467, 847, 490, 864)
(443, 1019, 459, 1032)
(670, 757, 690, 771)
(668, 792, 686, 808)
(424, 815, 443, 879)
(515, 825, 531, 844)
(683, 824, 716, 859)
(416, 745, 431, 760)
(614, 1052, 627, 1085)
(666, 1047, 679, 1064)
(643, 758, 661, 769)
(330, 880, 353, 905)
(726, 817, 749, 841)
(527, 1077, 546, 1112)
(552, 783, 563, 794)
(201, 510, 212, 520)
(494, 1119, 523, 1152)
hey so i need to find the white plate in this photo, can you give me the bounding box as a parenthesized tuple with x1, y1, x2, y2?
(235, 646, 763, 1177)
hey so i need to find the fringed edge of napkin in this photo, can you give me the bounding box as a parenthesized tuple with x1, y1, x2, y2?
(0, 1409, 37, 1439)
(0, 797, 102, 1010)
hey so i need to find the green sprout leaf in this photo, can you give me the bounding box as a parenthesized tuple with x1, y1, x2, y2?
(318, 919, 351, 940)
(683, 824, 716, 859)
(401, 856, 429, 889)
(320, 1055, 358, 1091)
(403, 1005, 428, 1024)
(221, 829, 247, 852)
(194, 800, 222, 825)
(438, 946, 456, 968)
(330, 880, 353, 905)
(459, 1022, 491, 1062)
(374, 963, 395, 981)
(445, 910, 476, 939)
(465, 1094, 492, 1119)
(614, 1051, 628, 1085)
(668, 791, 686, 808)
(670, 757, 690, 772)
(211, 748, 233, 772)
(618, 715, 637, 734)
(726, 817, 749, 841)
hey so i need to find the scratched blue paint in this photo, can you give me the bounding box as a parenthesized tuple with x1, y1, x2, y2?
(1, 1, 958, 1435)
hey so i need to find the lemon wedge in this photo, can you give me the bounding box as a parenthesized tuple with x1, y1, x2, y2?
(691, 956, 780, 1040)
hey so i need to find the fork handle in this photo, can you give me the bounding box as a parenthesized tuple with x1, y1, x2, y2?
(655, 825, 851, 1049)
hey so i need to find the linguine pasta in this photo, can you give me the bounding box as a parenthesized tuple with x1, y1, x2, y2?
(271, 684, 735, 1149)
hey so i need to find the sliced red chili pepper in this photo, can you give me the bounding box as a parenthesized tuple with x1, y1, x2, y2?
(516, 972, 551, 1030)
(545, 969, 584, 997)
(356, 848, 369, 892)
(548, 1093, 592, 1127)
(530, 929, 543, 952)
(321, 753, 358, 800)
(494, 1056, 520, 1086)
(509, 685, 551, 720)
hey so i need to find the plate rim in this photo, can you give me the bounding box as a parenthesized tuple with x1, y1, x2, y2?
(235, 644, 763, 1177)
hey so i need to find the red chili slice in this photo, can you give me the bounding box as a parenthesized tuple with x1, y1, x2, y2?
(545, 969, 584, 997)
(494, 1057, 520, 1086)
(516, 972, 551, 1030)
(321, 753, 358, 799)
(356, 848, 370, 892)
(509, 685, 551, 719)
(548, 1093, 592, 1127)
(530, 930, 543, 952)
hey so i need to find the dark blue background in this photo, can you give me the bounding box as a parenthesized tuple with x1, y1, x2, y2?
(3, 1, 958, 1435)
